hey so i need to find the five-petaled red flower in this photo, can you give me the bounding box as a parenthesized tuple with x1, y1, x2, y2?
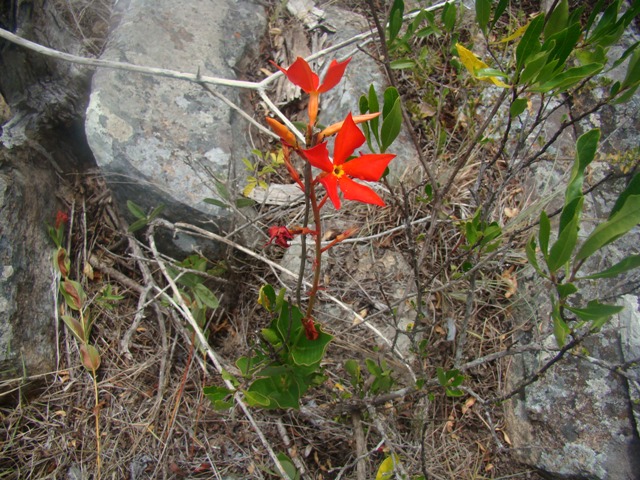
(302, 113, 395, 209)
(273, 56, 350, 126)
(266, 226, 294, 248)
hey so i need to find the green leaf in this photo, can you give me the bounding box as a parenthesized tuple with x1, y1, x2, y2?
(258, 284, 277, 312)
(510, 98, 529, 117)
(148, 204, 165, 221)
(516, 14, 544, 70)
(547, 213, 579, 273)
(622, 49, 640, 89)
(194, 283, 219, 309)
(476, 0, 491, 32)
(544, 22, 582, 69)
(369, 84, 381, 147)
(359, 95, 369, 115)
(584, 0, 607, 37)
(127, 200, 146, 219)
(579, 254, 640, 280)
(247, 374, 302, 409)
(520, 49, 551, 85)
(243, 389, 271, 407)
(291, 327, 333, 367)
(532, 63, 603, 93)
(62, 315, 85, 343)
(576, 45, 606, 66)
(235, 198, 256, 208)
(261, 328, 281, 346)
(382, 87, 399, 119)
(215, 181, 230, 201)
(344, 359, 361, 386)
(610, 173, 640, 219)
(275, 300, 303, 342)
(276, 452, 301, 480)
(530, 58, 559, 86)
(380, 97, 402, 153)
(552, 299, 569, 347)
(556, 283, 578, 299)
(539, 211, 551, 258)
(204, 198, 229, 209)
(390, 59, 417, 70)
(127, 218, 148, 233)
(526, 237, 546, 276)
(576, 195, 640, 261)
(544, 0, 568, 40)
(558, 196, 584, 237)
(609, 41, 640, 73)
(565, 300, 623, 323)
(388, 0, 404, 44)
(588, 0, 621, 45)
(203, 385, 234, 411)
(565, 129, 601, 206)
(441, 2, 456, 32)
(612, 84, 639, 105)
(491, 0, 509, 29)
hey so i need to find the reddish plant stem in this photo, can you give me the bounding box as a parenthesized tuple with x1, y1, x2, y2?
(305, 183, 323, 319)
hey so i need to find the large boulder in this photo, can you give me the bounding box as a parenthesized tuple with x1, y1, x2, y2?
(0, 1, 102, 400)
(85, 0, 266, 253)
(0, 145, 60, 399)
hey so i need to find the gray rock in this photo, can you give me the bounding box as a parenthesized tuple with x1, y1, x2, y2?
(0, 146, 59, 400)
(505, 162, 640, 479)
(86, 0, 266, 253)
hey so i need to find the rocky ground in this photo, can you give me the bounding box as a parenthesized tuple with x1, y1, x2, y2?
(1, 0, 639, 479)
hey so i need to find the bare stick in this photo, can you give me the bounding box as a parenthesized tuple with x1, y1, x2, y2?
(146, 224, 290, 479)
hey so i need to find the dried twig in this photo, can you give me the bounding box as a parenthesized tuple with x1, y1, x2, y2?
(146, 223, 291, 479)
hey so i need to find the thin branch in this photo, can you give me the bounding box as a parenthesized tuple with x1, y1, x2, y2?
(158, 219, 416, 379)
(0, 27, 260, 90)
(146, 223, 290, 480)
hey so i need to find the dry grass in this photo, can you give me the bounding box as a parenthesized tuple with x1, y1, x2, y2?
(0, 157, 542, 479)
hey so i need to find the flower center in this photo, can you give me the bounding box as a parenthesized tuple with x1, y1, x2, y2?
(333, 165, 345, 178)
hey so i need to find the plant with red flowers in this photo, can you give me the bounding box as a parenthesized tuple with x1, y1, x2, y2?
(208, 56, 402, 410)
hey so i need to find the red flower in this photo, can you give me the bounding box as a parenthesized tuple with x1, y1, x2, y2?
(55, 210, 69, 228)
(273, 56, 350, 125)
(302, 317, 319, 341)
(302, 113, 395, 209)
(266, 226, 294, 248)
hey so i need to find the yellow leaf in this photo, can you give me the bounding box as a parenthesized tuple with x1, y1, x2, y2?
(455, 43, 510, 88)
(375, 454, 401, 480)
(243, 182, 256, 197)
(493, 19, 533, 44)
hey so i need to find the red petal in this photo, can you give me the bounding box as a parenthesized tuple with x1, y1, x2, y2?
(318, 173, 341, 210)
(338, 176, 385, 206)
(342, 153, 395, 181)
(334, 113, 365, 165)
(302, 143, 333, 173)
(318, 58, 351, 93)
(281, 57, 319, 92)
